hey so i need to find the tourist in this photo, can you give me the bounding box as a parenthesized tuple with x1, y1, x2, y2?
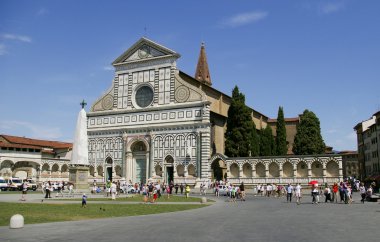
(295, 183, 302, 205)
(311, 184, 319, 204)
(153, 187, 158, 203)
(324, 186, 332, 203)
(45, 181, 52, 199)
(257, 184, 262, 196)
(20, 179, 28, 201)
(347, 185, 353, 204)
(332, 183, 339, 203)
(230, 186, 236, 202)
(82, 193, 87, 208)
(366, 185, 373, 199)
(266, 184, 272, 197)
(111, 182, 117, 200)
(180, 183, 184, 194)
(239, 182, 245, 201)
(106, 180, 111, 197)
(286, 184, 293, 203)
(68, 183, 74, 197)
(215, 185, 219, 197)
(185, 184, 190, 198)
(175, 183, 179, 194)
(339, 182, 345, 203)
(155, 182, 161, 198)
(359, 183, 366, 203)
(169, 181, 174, 194)
(166, 184, 171, 198)
(92, 180, 96, 194)
(148, 183, 154, 202)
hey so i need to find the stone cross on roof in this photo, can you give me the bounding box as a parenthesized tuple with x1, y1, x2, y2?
(80, 99, 87, 109)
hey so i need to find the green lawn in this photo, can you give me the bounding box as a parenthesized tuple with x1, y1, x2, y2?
(0, 202, 207, 226)
(54, 194, 214, 203)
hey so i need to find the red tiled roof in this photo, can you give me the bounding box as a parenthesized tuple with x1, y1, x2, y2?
(267, 118, 299, 123)
(339, 150, 358, 155)
(1, 134, 72, 149)
(0, 141, 42, 150)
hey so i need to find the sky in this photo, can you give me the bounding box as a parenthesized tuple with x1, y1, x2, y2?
(0, 0, 379, 151)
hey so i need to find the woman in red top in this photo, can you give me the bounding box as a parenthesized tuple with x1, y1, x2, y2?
(332, 183, 339, 203)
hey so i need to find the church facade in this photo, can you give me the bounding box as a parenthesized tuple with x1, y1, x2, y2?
(87, 37, 343, 186)
(87, 38, 211, 185)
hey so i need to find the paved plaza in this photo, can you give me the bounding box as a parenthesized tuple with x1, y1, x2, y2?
(1, 192, 379, 242)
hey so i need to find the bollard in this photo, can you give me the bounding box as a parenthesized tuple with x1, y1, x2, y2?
(201, 197, 207, 204)
(10, 214, 24, 229)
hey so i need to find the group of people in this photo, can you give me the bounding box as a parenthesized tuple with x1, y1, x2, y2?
(213, 181, 246, 202)
(41, 181, 74, 198)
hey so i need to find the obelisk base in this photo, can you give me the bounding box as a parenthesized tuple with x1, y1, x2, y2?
(69, 165, 89, 191)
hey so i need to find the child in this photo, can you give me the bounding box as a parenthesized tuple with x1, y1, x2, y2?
(82, 193, 87, 208)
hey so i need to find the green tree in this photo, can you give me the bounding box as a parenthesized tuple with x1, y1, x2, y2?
(225, 86, 259, 157)
(260, 125, 275, 156)
(293, 109, 326, 155)
(275, 106, 288, 155)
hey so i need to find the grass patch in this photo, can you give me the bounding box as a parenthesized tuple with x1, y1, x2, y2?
(54, 195, 214, 203)
(0, 202, 207, 226)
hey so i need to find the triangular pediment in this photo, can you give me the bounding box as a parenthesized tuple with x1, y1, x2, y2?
(112, 37, 180, 65)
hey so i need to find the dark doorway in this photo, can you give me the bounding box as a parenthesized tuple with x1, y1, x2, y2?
(166, 167, 174, 183)
(106, 167, 112, 181)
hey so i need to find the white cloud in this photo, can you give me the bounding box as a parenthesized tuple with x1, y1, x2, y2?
(222, 11, 268, 28)
(320, 2, 344, 14)
(0, 120, 62, 140)
(103, 66, 113, 71)
(0, 44, 6, 55)
(2, 33, 32, 43)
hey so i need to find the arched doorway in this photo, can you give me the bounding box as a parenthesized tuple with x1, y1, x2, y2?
(211, 159, 227, 181)
(131, 141, 147, 184)
(165, 155, 174, 184)
(105, 157, 113, 181)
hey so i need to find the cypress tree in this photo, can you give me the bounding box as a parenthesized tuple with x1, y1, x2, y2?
(250, 121, 260, 156)
(225, 86, 259, 157)
(275, 106, 288, 155)
(293, 109, 326, 155)
(260, 125, 275, 156)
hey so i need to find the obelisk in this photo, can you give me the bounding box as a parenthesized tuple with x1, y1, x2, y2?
(69, 100, 90, 190)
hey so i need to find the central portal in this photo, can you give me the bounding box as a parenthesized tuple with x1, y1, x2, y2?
(166, 167, 174, 184)
(136, 158, 146, 184)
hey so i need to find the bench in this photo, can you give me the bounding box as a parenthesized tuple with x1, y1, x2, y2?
(367, 195, 379, 202)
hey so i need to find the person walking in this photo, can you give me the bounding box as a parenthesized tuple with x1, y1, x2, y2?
(324, 186, 332, 203)
(185, 184, 190, 198)
(286, 184, 293, 203)
(180, 183, 184, 194)
(20, 179, 28, 201)
(332, 183, 339, 203)
(295, 183, 302, 205)
(111, 182, 117, 200)
(82, 193, 87, 208)
(359, 183, 366, 203)
(311, 185, 319, 204)
(239, 182, 245, 201)
(174, 183, 179, 194)
(45, 181, 52, 199)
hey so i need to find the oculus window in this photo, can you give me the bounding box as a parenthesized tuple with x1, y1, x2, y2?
(135, 86, 153, 108)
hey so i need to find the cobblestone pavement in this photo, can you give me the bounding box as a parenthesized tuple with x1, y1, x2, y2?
(1, 192, 379, 242)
